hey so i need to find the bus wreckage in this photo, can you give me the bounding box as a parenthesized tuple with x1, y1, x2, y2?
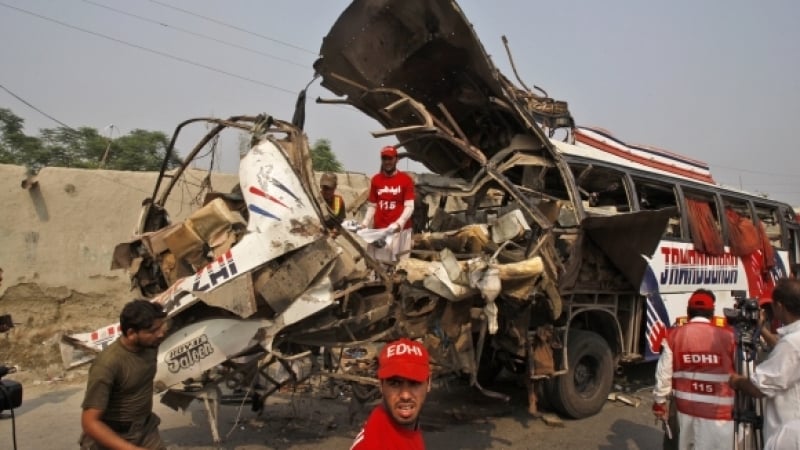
(61, 0, 798, 444)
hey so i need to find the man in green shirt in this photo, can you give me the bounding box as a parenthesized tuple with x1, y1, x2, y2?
(79, 299, 168, 450)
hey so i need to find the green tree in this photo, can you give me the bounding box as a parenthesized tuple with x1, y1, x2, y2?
(311, 138, 343, 172)
(39, 126, 107, 169)
(0, 107, 43, 168)
(0, 108, 180, 171)
(104, 129, 180, 171)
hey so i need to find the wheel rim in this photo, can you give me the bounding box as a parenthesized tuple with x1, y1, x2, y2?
(573, 354, 599, 397)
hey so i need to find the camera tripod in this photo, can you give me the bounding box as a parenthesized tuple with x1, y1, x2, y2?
(732, 325, 763, 450)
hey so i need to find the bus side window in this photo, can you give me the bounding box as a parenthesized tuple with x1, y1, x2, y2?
(684, 192, 724, 256)
(570, 163, 631, 215)
(754, 203, 785, 250)
(722, 197, 759, 256)
(632, 178, 682, 239)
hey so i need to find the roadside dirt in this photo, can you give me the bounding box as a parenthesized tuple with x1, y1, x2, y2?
(0, 282, 124, 388)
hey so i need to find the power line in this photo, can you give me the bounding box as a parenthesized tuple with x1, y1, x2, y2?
(0, 82, 75, 130)
(733, 182, 800, 187)
(147, 0, 319, 56)
(711, 163, 799, 179)
(0, 1, 298, 95)
(82, 0, 310, 69)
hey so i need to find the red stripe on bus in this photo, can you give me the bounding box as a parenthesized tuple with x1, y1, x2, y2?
(575, 132, 716, 184)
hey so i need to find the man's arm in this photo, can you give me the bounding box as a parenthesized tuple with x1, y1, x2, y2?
(81, 408, 145, 450)
(729, 374, 766, 398)
(652, 340, 673, 418)
(759, 309, 779, 348)
(361, 202, 376, 229)
(760, 325, 778, 348)
(388, 200, 414, 232)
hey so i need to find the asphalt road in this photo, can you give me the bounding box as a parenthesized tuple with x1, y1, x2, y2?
(2, 363, 664, 450)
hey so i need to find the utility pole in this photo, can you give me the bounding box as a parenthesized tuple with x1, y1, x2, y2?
(99, 124, 116, 168)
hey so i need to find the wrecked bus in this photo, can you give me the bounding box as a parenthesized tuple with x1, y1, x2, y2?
(60, 0, 799, 442)
(312, 0, 799, 418)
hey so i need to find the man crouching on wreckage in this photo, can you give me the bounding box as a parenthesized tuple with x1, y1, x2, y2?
(61, 0, 673, 443)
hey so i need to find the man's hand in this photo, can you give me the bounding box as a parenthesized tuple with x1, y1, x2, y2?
(387, 223, 400, 233)
(729, 373, 744, 390)
(652, 402, 667, 420)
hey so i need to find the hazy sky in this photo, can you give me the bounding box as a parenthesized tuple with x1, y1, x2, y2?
(2, 0, 799, 206)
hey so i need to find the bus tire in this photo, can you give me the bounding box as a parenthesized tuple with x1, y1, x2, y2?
(546, 329, 613, 419)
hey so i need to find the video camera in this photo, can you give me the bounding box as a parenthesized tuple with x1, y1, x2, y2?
(0, 365, 22, 412)
(723, 295, 761, 330)
(0, 313, 23, 414)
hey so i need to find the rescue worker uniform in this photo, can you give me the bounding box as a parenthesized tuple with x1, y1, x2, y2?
(351, 338, 430, 450)
(350, 404, 424, 450)
(654, 316, 736, 450)
(361, 146, 415, 264)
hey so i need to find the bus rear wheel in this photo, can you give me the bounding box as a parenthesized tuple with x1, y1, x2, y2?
(546, 329, 613, 419)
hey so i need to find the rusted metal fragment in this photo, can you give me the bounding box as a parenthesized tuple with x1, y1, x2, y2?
(423, 325, 474, 374)
(110, 240, 138, 270)
(397, 253, 547, 304)
(579, 208, 674, 289)
(280, 291, 395, 346)
(317, 0, 511, 179)
(491, 209, 531, 244)
(289, 216, 324, 237)
(253, 238, 339, 316)
(468, 257, 544, 303)
(193, 270, 257, 318)
(414, 225, 490, 254)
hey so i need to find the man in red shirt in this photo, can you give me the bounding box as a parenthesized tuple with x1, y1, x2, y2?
(360, 145, 415, 264)
(652, 289, 736, 450)
(351, 338, 430, 450)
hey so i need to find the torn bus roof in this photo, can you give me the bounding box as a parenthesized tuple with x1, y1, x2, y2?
(315, 0, 574, 180)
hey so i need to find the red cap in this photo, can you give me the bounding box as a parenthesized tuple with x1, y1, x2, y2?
(380, 145, 398, 158)
(688, 291, 715, 311)
(377, 338, 430, 382)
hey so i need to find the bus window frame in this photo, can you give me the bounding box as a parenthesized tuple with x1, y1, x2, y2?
(753, 201, 786, 250)
(567, 160, 634, 216)
(628, 175, 687, 241)
(559, 151, 798, 258)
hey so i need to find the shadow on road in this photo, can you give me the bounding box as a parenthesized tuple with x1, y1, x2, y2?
(13, 385, 82, 418)
(599, 419, 662, 450)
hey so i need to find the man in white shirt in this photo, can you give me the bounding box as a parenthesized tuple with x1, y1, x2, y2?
(764, 419, 800, 450)
(729, 277, 800, 443)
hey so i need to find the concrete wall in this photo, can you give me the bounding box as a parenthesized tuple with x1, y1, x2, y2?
(0, 164, 237, 301)
(0, 163, 369, 302)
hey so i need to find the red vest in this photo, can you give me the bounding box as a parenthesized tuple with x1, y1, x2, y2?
(667, 321, 736, 420)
